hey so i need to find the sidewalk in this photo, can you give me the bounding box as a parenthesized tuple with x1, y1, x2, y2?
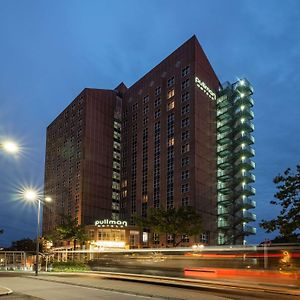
(0, 286, 12, 297)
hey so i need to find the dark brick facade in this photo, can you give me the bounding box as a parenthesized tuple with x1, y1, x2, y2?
(43, 36, 220, 245)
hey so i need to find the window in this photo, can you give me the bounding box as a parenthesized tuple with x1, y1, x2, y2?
(181, 170, 189, 180)
(182, 143, 190, 153)
(143, 117, 148, 125)
(167, 89, 175, 99)
(181, 117, 190, 128)
(132, 113, 137, 121)
(167, 101, 175, 111)
(168, 137, 174, 147)
(181, 183, 189, 193)
(181, 130, 189, 141)
(181, 91, 190, 102)
(167, 113, 175, 125)
(182, 79, 190, 90)
(182, 197, 189, 207)
(132, 103, 138, 111)
(182, 66, 190, 77)
(167, 76, 175, 87)
(154, 98, 161, 107)
(154, 109, 161, 119)
(143, 106, 149, 115)
(143, 95, 149, 104)
(181, 104, 190, 115)
(155, 86, 161, 96)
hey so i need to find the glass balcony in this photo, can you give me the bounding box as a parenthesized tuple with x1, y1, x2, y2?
(235, 171, 255, 183)
(234, 132, 255, 144)
(234, 144, 255, 157)
(236, 210, 256, 222)
(218, 169, 233, 179)
(241, 224, 256, 235)
(234, 119, 254, 132)
(234, 78, 254, 94)
(218, 219, 230, 229)
(235, 184, 256, 196)
(234, 107, 254, 119)
(234, 157, 255, 170)
(218, 206, 231, 215)
(218, 195, 231, 204)
(217, 131, 232, 141)
(217, 106, 231, 117)
(236, 197, 256, 209)
(235, 95, 254, 107)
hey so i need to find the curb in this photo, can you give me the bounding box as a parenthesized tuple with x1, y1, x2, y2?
(0, 287, 13, 297)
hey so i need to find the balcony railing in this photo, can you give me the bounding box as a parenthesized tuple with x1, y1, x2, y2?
(235, 210, 256, 222)
(234, 119, 255, 131)
(236, 197, 256, 209)
(234, 157, 255, 170)
(235, 184, 256, 196)
(234, 144, 255, 157)
(234, 132, 255, 144)
(235, 171, 255, 183)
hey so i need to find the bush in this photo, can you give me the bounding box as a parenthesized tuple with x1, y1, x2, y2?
(52, 261, 90, 272)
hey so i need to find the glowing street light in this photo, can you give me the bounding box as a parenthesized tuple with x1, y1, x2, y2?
(0, 140, 19, 154)
(22, 188, 52, 276)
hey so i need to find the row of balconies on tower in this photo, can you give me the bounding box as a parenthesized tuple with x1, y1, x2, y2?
(216, 78, 256, 242)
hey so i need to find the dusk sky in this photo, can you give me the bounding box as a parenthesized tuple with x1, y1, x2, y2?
(0, 0, 299, 246)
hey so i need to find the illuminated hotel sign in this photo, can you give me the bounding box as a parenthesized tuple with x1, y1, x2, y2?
(94, 219, 128, 227)
(195, 77, 216, 100)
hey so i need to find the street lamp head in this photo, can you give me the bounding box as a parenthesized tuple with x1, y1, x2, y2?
(23, 189, 38, 202)
(45, 196, 52, 202)
(2, 141, 19, 154)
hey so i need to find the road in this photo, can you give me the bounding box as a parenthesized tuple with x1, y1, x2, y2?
(0, 272, 299, 300)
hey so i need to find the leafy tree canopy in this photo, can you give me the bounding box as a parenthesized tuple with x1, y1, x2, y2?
(8, 238, 36, 251)
(134, 206, 202, 246)
(260, 165, 300, 238)
(52, 215, 87, 250)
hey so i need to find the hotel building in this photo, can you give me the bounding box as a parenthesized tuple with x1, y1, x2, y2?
(43, 36, 256, 247)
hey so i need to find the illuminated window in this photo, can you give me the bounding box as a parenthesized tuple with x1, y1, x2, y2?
(167, 89, 175, 99)
(167, 101, 175, 111)
(168, 137, 175, 147)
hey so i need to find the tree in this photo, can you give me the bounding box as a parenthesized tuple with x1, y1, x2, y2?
(55, 215, 88, 250)
(135, 206, 202, 247)
(260, 165, 300, 240)
(8, 238, 36, 251)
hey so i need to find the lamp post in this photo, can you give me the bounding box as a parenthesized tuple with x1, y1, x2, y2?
(23, 189, 52, 276)
(0, 140, 19, 154)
